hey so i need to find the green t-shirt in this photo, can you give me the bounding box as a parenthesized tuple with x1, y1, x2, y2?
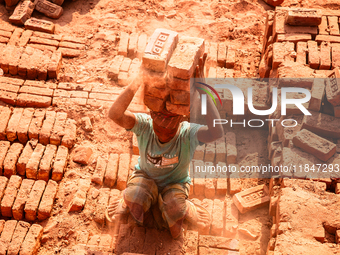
(128, 113, 204, 188)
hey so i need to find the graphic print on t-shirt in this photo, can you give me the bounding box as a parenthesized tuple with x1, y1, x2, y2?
(147, 153, 179, 168)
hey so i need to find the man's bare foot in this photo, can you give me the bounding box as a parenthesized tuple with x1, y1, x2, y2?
(185, 200, 211, 231)
(105, 198, 129, 223)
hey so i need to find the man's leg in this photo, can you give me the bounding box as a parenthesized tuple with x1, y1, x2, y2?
(106, 171, 158, 226)
(159, 183, 189, 239)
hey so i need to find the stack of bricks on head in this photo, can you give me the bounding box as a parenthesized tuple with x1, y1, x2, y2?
(142, 28, 205, 116)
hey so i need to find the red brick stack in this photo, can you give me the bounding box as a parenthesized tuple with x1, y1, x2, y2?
(142, 28, 205, 116)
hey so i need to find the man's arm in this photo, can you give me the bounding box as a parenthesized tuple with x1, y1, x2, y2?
(108, 79, 141, 130)
(194, 54, 224, 143)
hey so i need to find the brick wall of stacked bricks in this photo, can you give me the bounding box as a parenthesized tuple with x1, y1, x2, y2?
(0, 77, 147, 111)
(0, 21, 86, 81)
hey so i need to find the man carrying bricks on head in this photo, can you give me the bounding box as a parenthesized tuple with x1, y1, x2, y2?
(106, 53, 223, 239)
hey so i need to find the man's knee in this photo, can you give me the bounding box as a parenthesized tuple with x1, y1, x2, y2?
(161, 190, 187, 219)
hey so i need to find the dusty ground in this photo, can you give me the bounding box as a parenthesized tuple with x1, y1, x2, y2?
(1, 0, 340, 254)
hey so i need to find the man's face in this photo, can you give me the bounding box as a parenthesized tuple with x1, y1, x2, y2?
(150, 110, 183, 143)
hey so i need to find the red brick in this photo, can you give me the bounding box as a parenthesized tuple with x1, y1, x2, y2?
(307, 40, 319, 69)
(117, 71, 129, 87)
(12, 179, 35, 220)
(0, 220, 17, 255)
(144, 95, 165, 112)
(273, 9, 286, 40)
(51, 145, 68, 181)
(233, 185, 270, 214)
(336, 230, 340, 244)
(136, 33, 147, 59)
(26, 144, 45, 179)
(17, 108, 34, 144)
(117, 154, 130, 190)
(25, 18, 55, 34)
(30, 36, 59, 47)
(68, 179, 91, 212)
(128, 226, 145, 253)
(0, 83, 20, 94)
(128, 32, 138, 58)
(168, 36, 204, 79)
(60, 119, 76, 148)
(328, 16, 339, 35)
(296, 42, 307, 65)
(50, 112, 67, 145)
(167, 77, 190, 91)
(276, 33, 312, 43)
(16, 94, 52, 108)
(59, 41, 85, 50)
(28, 43, 56, 52)
(28, 109, 46, 140)
(37, 179, 57, 220)
(211, 199, 225, 236)
(117, 32, 129, 57)
(204, 143, 215, 162)
(3, 143, 24, 177)
(27, 48, 45, 80)
(199, 235, 239, 251)
(226, 46, 236, 69)
(0, 108, 12, 140)
(102, 153, 119, 188)
(284, 24, 318, 35)
(0, 90, 17, 105)
(57, 47, 81, 57)
(0, 36, 9, 43)
(9, 1, 34, 26)
(207, 42, 218, 67)
(217, 43, 226, 68)
(128, 58, 141, 79)
(224, 197, 239, 238)
(39, 111, 56, 145)
(0, 141, 11, 175)
(17, 46, 33, 77)
(116, 224, 131, 255)
(6, 108, 23, 142)
(193, 160, 205, 196)
(205, 178, 215, 200)
(91, 156, 108, 186)
(73, 146, 92, 165)
(143, 29, 178, 72)
(332, 43, 340, 69)
(286, 9, 322, 26)
(37, 49, 52, 80)
(269, 196, 278, 217)
(226, 132, 237, 164)
(35, 0, 63, 19)
(19, 224, 43, 255)
(93, 188, 110, 225)
(316, 35, 340, 44)
(0, 30, 12, 38)
(61, 36, 85, 44)
(293, 129, 336, 161)
(0, 176, 9, 203)
(8, 46, 24, 76)
(25, 180, 46, 221)
(318, 16, 329, 35)
(0, 77, 24, 86)
(1, 175, 22, 217)
(47, 51, 62, 79)
(272, 42, 294, 69)
(8, 28, 24, 46)
(7, 221, 31, 255)
(319, 42, 331, 70)
(18, 30, 33, 47)
(38, 144, 57, 181)
(326, 68, 340, 106)
(70, 90, 88, 98)
(216, 162, 228, 196)
(86, 234, 100, 246)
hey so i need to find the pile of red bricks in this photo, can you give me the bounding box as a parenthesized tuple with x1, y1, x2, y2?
(0, 141, 69, 181)
(267, 178, 340, 254)
(0, 77, 148, 112)
(0, 175, 58, 221)
(0, 106, 76, 148)
(0, 219, 44, 255)
(141, 28, 204, 115)
(260, 7, 340, 78)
